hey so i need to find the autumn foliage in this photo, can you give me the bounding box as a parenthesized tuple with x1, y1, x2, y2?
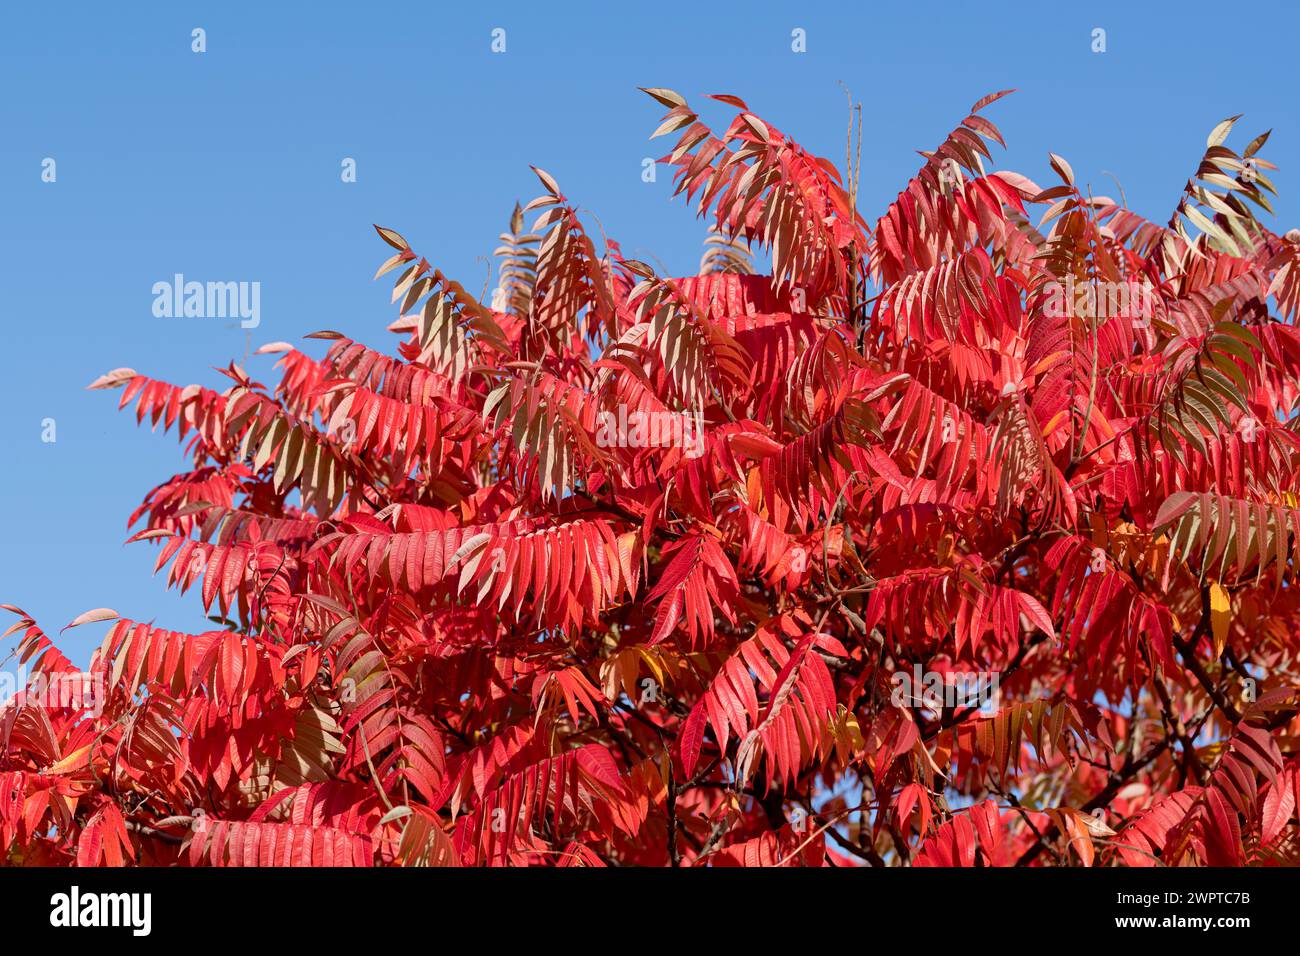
(6, 88, 1300, 867)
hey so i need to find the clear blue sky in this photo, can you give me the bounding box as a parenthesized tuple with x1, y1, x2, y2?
(2, 0, 1297, 667)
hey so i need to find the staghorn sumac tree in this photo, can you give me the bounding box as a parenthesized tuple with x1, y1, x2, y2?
(5, 88, 1300, 867)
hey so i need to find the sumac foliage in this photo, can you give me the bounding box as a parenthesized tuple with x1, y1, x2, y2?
(6, 89, 1300, 867)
